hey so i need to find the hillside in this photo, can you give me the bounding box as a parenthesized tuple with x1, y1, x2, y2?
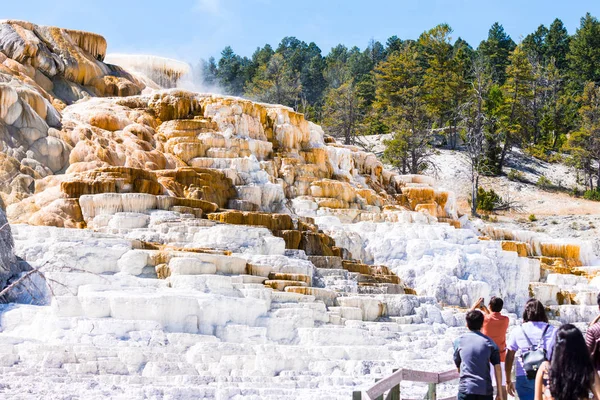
(360, 133, 600, 257)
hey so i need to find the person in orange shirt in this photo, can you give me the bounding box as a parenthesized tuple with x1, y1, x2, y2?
(470, 297, 510, 400)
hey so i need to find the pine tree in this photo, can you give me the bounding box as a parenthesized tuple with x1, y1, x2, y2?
(376, 44, 434, 173)
(419, 24, 455, 138)
(478, 22, 516, 85)
(499, 45, 534, 169)
(197, 57, 218, 87)
(540, 60, 569, 149)
(324, 45, 350, 89)
(546, 19, 570, 71)
(447, 37, 474, 149)
(245, 53, 301, 107)
(385, 35, 403, 55)
(522, 24, 548, 64)
(322, 82, 363, 145)
(365, 39, 386, 65)
(567, 82, 600, 190)
(217, 46, 250, 95)
(568, 13, 600, 90)
(529, 59, 545, 145)
(347, 46, 373, 80)
(299, 42, 327, 116)
(276, 38, 326, 111)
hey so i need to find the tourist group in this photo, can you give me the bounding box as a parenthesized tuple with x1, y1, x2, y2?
(454, 296, 600, 400)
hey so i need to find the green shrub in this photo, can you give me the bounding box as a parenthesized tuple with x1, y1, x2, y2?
(583, 189, 600, 201)
(507, 169, 526, 182)
(477, 187, 502, 212)
(525, 145, 549, 161)
(536, 175, 552, 189)
(528, 214, 537, 222)
(548, 153, 564, 163)
(525, 144, 562, 163)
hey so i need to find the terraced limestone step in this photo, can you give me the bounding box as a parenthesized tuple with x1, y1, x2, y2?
(246, 263, 274, 277)
(328, 306, 363, 321)
(268, 272, 312, 285)
(284, 287, 338, 307)
(308, 256, 343, 269)
(264, 280, 309, 291)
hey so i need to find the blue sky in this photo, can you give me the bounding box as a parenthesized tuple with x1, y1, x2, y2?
(3, 0, 599, 64)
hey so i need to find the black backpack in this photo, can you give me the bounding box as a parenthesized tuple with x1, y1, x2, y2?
(520, 324, 551, 380)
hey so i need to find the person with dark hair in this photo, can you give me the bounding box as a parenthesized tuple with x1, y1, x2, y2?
(505, 299, 556, 400)
(584, 292, 600, 371)
(454, 310, 504, 400)
(470, 297, 510, 399)
(534, 324, 600, 400)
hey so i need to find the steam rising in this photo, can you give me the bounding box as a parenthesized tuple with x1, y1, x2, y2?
(104, 53, 224, 94)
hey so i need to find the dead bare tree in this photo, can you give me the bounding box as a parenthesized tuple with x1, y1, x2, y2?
(462, 56, 491, 217)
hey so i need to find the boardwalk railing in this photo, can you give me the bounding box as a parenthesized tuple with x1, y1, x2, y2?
(353, 368, 460, 400)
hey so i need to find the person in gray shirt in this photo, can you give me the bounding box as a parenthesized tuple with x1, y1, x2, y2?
(454, 310, 504, 400)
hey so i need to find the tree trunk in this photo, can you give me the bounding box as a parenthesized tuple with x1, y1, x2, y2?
(498, 136, 511, 175)
(449, 123, 457, 150)
(471, 173, 479, 217)
(345, 125, 351, 145)
(551, 130, 558, 149)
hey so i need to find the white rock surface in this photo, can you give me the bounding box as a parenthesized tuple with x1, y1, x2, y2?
(1, 199, 596, 399)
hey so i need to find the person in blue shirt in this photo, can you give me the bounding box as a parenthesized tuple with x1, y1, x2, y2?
(505, 299, 556, 400)
(454, 310, 504, 400)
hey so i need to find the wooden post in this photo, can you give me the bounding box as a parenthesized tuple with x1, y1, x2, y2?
(374, 378, 383, 400)
(427, 383, 437, 400)
(386, 383, 400, 400)
(352, 391, 362, 400)
(386, 369, 401, 400)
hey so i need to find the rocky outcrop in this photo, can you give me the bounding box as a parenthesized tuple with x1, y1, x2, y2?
(0, 22, 116, 205)
(2, 86, 459, 228)
(0, 200, 18, 291)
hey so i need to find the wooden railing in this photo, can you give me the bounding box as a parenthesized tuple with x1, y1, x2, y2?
(353, 368, 460, 400)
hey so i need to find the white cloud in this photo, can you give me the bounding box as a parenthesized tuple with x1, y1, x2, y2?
(195, 0, 221, 15)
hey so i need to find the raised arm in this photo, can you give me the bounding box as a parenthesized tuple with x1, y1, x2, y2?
(469, 297, 484, 312)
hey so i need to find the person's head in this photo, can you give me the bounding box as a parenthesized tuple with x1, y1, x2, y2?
(466, 310, 484, 331)
(522, 298, 548, 323)
(549, 324, 595, 400)
(596, 292, 600, 310)
(489, 296, 503, 313)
